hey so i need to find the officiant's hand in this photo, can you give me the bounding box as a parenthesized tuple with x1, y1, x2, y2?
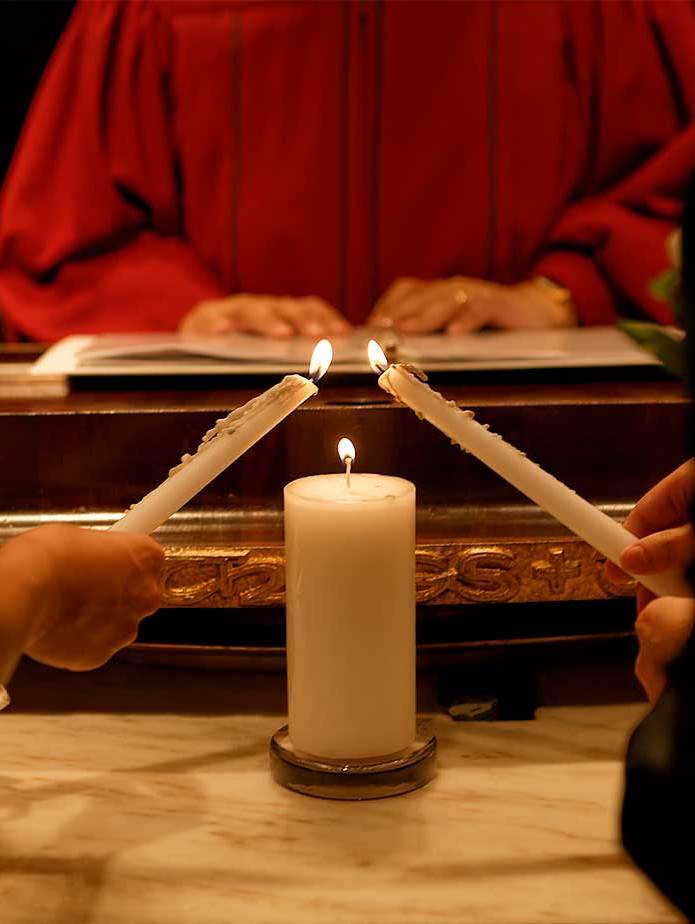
(368, 276, 576, 334)
(0, 525, 164, 671)
(180, 295, 351, 338)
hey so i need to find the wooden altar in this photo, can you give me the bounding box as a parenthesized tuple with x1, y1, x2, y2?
(0, 346, 690, 670)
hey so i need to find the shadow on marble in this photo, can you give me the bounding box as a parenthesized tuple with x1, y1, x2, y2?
(0, 760, 211, 924)
(400, 850, 630, 881)
(8, 659, 289, 715)
(7, 659, 444, 720)
(435, 725, 631, 767)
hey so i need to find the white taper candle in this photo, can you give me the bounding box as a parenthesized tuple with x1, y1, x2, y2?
(375, 356, 690, 600)
(110, 339, 332, 534)
(0, 344, 332, 698)
(111, 374, 317, 535)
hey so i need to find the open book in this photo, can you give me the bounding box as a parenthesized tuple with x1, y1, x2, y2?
(30, 326, 671, 377)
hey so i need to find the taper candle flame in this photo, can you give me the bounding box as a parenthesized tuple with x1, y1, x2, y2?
(367, 339, 389, 373)
(309, 339, 333, 382)
(338, 437, 356, 488)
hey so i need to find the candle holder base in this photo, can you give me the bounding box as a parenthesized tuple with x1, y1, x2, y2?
(269, 726, 437, 800)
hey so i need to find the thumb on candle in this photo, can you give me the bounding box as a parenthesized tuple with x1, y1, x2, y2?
(619, 525, 695, 575)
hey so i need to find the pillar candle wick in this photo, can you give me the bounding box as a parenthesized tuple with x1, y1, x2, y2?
(337, 437, 357, 492)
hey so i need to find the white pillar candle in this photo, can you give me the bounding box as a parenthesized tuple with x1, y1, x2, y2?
(111, 341, 332, 535)
(284, 471, 416, 760)
(370, 345, 690, 600)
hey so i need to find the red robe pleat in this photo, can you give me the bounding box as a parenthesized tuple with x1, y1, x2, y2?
(2, 0, 695, 341)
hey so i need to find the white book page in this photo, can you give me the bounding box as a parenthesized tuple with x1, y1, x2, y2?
(30, 326, 666, 376)
(401, 327, 674, 365)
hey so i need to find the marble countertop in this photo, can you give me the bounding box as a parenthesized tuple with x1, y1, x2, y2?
(1, 663, 682, 924)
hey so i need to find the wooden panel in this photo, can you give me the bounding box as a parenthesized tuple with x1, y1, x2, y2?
(0, 351, 689, 621)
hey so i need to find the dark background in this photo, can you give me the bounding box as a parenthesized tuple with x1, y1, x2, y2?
(0, 0, 74, 184)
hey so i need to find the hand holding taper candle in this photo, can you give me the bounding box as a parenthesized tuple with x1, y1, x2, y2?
(0, 524, 163, 704)
(0, 340, 333, 696)
(368, 340, 691, 599)
(112, 340, 332, 534)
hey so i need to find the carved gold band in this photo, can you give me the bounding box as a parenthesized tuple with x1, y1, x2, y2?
(159, 539, 634, 609)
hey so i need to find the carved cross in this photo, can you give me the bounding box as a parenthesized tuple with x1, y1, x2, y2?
(532, 548, 582, 594)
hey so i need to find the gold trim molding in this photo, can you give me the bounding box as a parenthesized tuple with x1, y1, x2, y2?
(160, 539, 635, 608)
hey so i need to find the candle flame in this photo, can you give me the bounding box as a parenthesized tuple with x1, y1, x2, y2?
(308, 339, 333, 382)
(367, 339, 389, 373)
(338, 437, 355, 489)
(338, 437, 356, 465)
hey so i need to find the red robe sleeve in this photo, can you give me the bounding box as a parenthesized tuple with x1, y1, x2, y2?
(532, 0, 695, 326)
(0, 1, 224, 342)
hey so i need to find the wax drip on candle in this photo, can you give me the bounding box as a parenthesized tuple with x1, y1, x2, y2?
(383, 364, 574, 471)
(370, 343, 690, 600)
(338, 437, 356, 490)
(369, 338, 533, 461)
(165, 340, 332, 480)
(167, 375, 308, 478)
(368, 339, 430, 382)
(367, 340, 474, 438)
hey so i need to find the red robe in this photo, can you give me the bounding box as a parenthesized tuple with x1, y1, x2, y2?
(1, 0, 695, 341)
